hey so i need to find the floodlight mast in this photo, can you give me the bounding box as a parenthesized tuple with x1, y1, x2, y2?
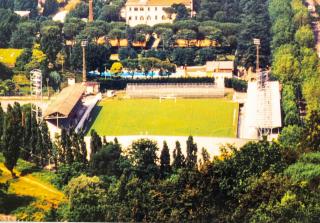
(30, 69, 43, 123)
(253, 38, 260, 73)
(81, 40, 88, 83)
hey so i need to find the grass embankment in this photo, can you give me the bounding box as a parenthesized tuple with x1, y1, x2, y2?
(89, 98, 239, 137)
(0, 154, 65, 221)
(0, 49, 23, 67)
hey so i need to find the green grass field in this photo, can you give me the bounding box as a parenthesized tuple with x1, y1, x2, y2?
(89, 98, 239, 137)
(0, 48, 23, 66)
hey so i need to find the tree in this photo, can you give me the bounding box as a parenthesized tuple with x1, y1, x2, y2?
(98, 5, 120, 22)
(90, 129, 102, 160)
(108, 29, 126, 47)
(14, 0, 38, 18)
(279, 125, 304, 151)
(41, 122, 53, 167)
(40, 25, 63, 63)
(171, 48, 196, 66)
(303, 111, 320, 152)
(160, 141, 171, 178)
(0, 62, 13, 80)
(272, 44, 300, 83)
(0, 0, 13, 9)
(0, 9, 20, 47)
(122, 59, 139, 78)
(110, 62, 123, 77)
(2, 103, 23, 177)
(185, 136, 197, 169)
(43, 0, 59, 17)
(172, 3, 189, 20)
(70, 43, 111, 72)
(65, 175, 106, 222)
(10, 22, 37, 48)
(90, 143, 122, 176)
(128, 139, 159, 179)
(294, 25, 314, 48)
(118, 47, 137, 61)
(175, 29, 197, 47)
(172, 141, 185, 170)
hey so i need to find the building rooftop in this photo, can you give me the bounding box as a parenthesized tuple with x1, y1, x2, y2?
(125, 0, 191, 6)
(44, 83, 86, 119)
(206, 61, 234, 71)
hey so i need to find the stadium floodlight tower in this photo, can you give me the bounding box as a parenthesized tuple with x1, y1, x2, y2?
(253, 38, 260, 73)
(81, 39, 88, 83)
(30, 69, 43, 123)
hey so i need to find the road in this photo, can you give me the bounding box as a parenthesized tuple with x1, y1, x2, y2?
(305, 0, 320, 57)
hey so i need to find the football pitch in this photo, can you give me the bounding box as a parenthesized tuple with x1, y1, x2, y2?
(88, 98, 239, 137)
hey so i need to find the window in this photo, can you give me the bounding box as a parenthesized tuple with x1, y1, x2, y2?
(148, 7, 150, 11)
(129, 7, 132, 11)
(155, 7, 157, 11)
(134, 7, 138, 11)
(155, 15, 158, 20)
(147, 16, 151, 20)
(135, 16, 138, 20)
(129, 16, 132, 20)
(140, 7, 144, 11)
(140, 16, 144, 20)
(162, 15, 166, 20)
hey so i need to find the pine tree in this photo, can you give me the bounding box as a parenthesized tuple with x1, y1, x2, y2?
(90, 129, 102, 160)
(41, 122, 52, 167)
(21, 110, 32, 160)
(29, 113, 38, 163)
(160, 141, 171, 178)
(199, 147, 210, 170)
(35, 126, 44, 166)
(172, 141, 185, 170)
(2, 103, 23, 177)
(185, 136, 198, 169)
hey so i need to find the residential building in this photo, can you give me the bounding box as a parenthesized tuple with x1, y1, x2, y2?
(121, 0, 194, 27)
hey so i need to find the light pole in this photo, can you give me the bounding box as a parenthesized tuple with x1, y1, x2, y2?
(253, 38, 261, 73)
(81, 40, 88, 83)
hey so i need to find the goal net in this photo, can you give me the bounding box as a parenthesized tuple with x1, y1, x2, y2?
(159, 95, 177, 103)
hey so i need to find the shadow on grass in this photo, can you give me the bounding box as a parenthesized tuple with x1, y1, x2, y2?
(19, 166, 42, 177)
(83, 105, 102, 135)
(1, 193, 35, 214)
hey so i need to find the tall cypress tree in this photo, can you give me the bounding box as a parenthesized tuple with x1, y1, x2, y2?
(185, 136, 198, 169)
(29, 113, 38, 163)
(3, 103, 23, 177)
(21, 110, 31, 160)
(172, 141, 185, 170)
(90, 129, 102, 160)
(41, 122, 52, 167)
(160, 141, 171, 178)
(35, 126, 44, 166)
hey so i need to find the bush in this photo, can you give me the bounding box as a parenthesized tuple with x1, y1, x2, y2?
(224, 78, 247, 92)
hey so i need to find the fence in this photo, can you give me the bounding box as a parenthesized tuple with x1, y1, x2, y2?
(126, 83, 225, 98)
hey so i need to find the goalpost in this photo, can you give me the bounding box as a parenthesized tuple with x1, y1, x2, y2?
(159, 95, 177, 103)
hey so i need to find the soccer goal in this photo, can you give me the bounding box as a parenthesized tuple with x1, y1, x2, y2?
(159, 95, 177, 103)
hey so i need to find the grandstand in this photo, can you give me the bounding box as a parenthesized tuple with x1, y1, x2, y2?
(126, 83, 225, 98)
(240, 71, 282, 139)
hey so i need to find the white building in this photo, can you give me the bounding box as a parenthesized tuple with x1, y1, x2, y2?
(121, 0, 193, 27)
